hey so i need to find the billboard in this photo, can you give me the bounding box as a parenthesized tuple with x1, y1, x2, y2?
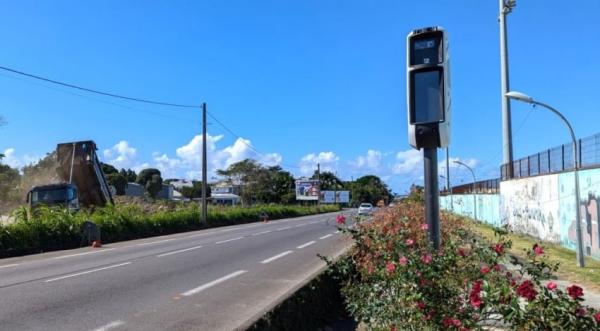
(336, 191, 350, 203)
(320, 191, 335, 203)
(295, 180, 320, 200)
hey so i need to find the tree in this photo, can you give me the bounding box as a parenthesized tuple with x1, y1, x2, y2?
(217, 159, 263, 205)
(0, 163, 21, 214)
(349, 175, 393, 206)
(120, 168, 137, 182)
(107, 173, 128, 195)
(101, 163, 118, 175)
(311, 171, 343, 191)
(137, 168, 163, 199)
(177, 181, 210, 199)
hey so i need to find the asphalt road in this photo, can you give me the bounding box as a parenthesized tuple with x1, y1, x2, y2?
(0, 211, 354, 331)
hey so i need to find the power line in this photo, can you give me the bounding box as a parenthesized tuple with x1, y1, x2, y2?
(0, 65, 199, 109)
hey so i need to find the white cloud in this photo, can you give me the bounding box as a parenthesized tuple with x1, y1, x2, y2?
(391, 149, 422, 175)
(1, 148, 42, 169)
(299, 152, 339, 176)
(103, 140, 137, 169)
(351, 149, 383, 170)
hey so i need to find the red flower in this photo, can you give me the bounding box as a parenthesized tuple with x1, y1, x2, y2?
(421, 254, 432, 265)
(594, 312, 600, 323)
(493, 264, 502, 272)
(421, 223, 429, 230)
(576, 308, 587, 317)
(399, 256, 408, 266)
(469, 281, 483, 308)
(405, 238, 414, 246)
(480, 265, 490, 274)
(390, 325, 397, 331)
(336, 214, 346, 225)
(533, 244, 544, 256)
(416, 301, 426, 310)
(452, 319, 462, 327)
(516, 280, 538, 301)
(567, 285, 584, 299)
(494, 243, 504, 255)
(546, 281, 557, 291)
(457, 247, 467, 257)
(385, 262, 396, 273)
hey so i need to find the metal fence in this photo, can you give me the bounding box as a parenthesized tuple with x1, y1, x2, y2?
(501, 132, 600, 180)
(443, 178, 500, 195)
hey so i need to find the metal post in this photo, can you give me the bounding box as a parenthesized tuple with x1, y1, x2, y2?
(69, 143, 76, 183)
(424, 148, 440, 249)
(317, 163, 320, 205)
(446, 147, 452, 211)
(202, 103, 208, 225)
(499, 0, 514, 178)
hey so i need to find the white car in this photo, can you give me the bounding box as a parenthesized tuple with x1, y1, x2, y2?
(358, 203, 374, 215)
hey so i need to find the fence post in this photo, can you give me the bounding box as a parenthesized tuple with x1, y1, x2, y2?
(579, 138, 582, 168)
(548, 149, 551, 173)
(562, 144, 565, 171)
(538, 152, 541, 174)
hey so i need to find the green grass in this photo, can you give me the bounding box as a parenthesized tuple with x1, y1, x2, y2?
(468, 220, 600, 291)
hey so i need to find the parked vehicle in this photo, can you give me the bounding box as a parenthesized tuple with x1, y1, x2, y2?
(358, 202, 374, 215)
(27, 140, 113, 210)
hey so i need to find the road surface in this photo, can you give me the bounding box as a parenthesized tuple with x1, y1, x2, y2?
(0, 211, 354, 331)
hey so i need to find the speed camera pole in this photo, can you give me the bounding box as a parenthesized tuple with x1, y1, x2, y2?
(406, 27, 451, 250)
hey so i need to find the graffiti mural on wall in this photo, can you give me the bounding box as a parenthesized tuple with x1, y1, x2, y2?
(500, 174, 562, 244)
(573, 169, 600, 258)
(440, 194, 501, 228)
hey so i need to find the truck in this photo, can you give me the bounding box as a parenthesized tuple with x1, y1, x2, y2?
(27, 141, 114, 210)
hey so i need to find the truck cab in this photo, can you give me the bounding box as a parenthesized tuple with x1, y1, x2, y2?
(27, 183, 79, 210)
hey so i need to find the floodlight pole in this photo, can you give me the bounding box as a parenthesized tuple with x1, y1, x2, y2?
(202, 102, 208, 225)
(506, 92, 585, 267)
(499, 0, 514, 178)
(424, 148, 440, 249)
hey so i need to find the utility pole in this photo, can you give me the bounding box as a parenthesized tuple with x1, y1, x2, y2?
(446, 147, 452, 211)
(499, 0, 515, 178)
(201, 102, 208, 225)
(316, 163, 320, 205)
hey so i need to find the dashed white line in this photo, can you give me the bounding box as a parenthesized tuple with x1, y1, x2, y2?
(251, 230, 272, 236)
(182, 270, 247, 296)
(297, 241, 316, 249)
(44, 262, 132, 282)
(319, 234, 332, 240)
(186, 232, 216, 239)
(276, 226, 291, 231)
(136, 238, 177, 246)
(261, 250, 293, 264)
(0, 263, 19, 269)
(92, 320, 125, 331)
(335, 230, 341, 234)
(157, 245, 203, 257)
(52, 248, 115, 260)
(215, 237, 243, 244)
(294, 224, 306, 227)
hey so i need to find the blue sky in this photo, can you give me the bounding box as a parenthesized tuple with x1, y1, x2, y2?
(0, 1, 599, 193)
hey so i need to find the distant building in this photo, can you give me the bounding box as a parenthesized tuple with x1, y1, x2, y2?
(211, 181, 241, 205)
(124, 182, 173, 200)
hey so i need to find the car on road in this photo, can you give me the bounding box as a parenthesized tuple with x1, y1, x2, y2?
(358, 203, 374, 216)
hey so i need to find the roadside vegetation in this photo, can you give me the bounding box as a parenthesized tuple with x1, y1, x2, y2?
(0, 203, 340, 258)
(328, 200, 600, 330)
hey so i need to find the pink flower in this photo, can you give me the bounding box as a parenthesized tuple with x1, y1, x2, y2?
(421, 254, 432, 265)
(533, 244, 544, 256)
(421, 223, 429, 230)
(594, 312, 600, 323)
(546, 281, 557, 291)
(480, 266, 490, 274)
(494, 243, 504, 255)
(516, 280, 538, 301)
(576, 308, 587, 317)
(399, 256, 408, 266)
(457, 247, 467, 257)
(336, 214, 346, 225)
(386, 262, 396, 273)
(405, 239, 414, 246)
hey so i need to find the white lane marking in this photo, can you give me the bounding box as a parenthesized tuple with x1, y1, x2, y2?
(215, 237, 243, 244)
(52, 248, 115, 260)
(251, 230, 272, 236)
(44, 262, 132, 283)
(157, 245, 203, 257)
(182, 270, 247, 296)
(276, 226, 291, 231)
(261, 250, 293, 264)
(92, 320, 125, 331)
(136, 238, 177, 246)
(295, 224, 306, 227)
(0, 263, 19, 269)
(319, 234, 332, 240)
(186, 232, 216, 239)
(335, 230, 341, 234)
(297, 241, 315, 249)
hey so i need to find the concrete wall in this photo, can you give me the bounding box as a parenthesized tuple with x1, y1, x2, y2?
(441, 167, 600, 259)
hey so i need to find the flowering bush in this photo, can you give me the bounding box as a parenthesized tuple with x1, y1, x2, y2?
(328, 201, 600, 330)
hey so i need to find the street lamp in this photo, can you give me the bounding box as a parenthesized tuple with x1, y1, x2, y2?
(454, 160, 477, 221)
(506, 91, 585, 267)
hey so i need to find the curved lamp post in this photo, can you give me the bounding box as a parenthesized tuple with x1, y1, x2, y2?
(454, 160, 477, 221)
(506, 91, 585, 268)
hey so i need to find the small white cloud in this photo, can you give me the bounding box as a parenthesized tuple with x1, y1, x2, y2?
(352, 149, 383, 170)
(1, 148, 42, 169)
(103, 140, 137, 169)
(392, 149, 422, 175)
(299, 152, 339, 175)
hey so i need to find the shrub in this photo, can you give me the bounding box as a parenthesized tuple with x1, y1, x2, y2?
(329, 201, 600, 330)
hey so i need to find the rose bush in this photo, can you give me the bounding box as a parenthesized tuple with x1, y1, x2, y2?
(327, 201, 600, 330)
